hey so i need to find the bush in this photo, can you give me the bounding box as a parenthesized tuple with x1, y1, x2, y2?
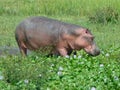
(89, 7, 119, 24)
(0, 49, 120, 90)
(0, 56, 51, 90)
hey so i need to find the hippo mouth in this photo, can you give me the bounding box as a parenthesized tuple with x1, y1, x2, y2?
(87, 51, 100, 56)
(84, 48, 100, 56)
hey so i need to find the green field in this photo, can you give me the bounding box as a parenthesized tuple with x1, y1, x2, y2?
(0, 0, 120, 90)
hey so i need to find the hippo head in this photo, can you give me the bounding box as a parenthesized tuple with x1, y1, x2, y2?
(73, 28, 100, 56)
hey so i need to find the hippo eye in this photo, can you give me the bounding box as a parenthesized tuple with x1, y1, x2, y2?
(85, 29, 90, 34)
(85, 30, 88, 33)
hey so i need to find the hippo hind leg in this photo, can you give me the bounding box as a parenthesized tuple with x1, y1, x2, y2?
(17, 41, 27, 56)
(15, 29, 27, 56)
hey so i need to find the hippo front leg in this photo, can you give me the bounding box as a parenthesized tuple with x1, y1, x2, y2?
(47, 48, 67, 57)
(57, 48, 68, 57)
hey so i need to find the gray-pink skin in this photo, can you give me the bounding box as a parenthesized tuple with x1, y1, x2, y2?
(15, 16, 100, 57)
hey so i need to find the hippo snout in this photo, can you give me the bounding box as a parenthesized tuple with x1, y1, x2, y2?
(84, 46, 100, 56)
(89, 48, 100, 56)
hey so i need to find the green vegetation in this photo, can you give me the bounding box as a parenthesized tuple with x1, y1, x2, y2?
(89, 7, 119, 24)
(0, 0, 120, 90)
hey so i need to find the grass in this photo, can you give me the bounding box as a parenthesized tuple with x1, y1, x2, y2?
(0, 0, 120, 90)
(0, 0, 120, 16)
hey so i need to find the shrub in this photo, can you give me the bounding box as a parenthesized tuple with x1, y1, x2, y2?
(89, 7, 119, 24)
(0, 56, 50, 90)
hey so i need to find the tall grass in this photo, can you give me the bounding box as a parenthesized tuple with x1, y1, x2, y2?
(0, 0, 120, 16)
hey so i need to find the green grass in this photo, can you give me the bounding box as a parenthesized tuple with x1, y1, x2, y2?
(0, 0, 120, 90)
(0, 0, 120, 16)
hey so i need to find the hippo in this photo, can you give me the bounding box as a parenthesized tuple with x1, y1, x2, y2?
(15, 16, 100, 57)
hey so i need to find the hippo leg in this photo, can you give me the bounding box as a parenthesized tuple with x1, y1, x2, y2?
(57, 48, 68, 57)
(20, 46, 27, 56)
(17, 41, 27, 56)
(52, 49, 77, 57)
(47, 49, 60, 57)
(47, 48, 68, 57)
